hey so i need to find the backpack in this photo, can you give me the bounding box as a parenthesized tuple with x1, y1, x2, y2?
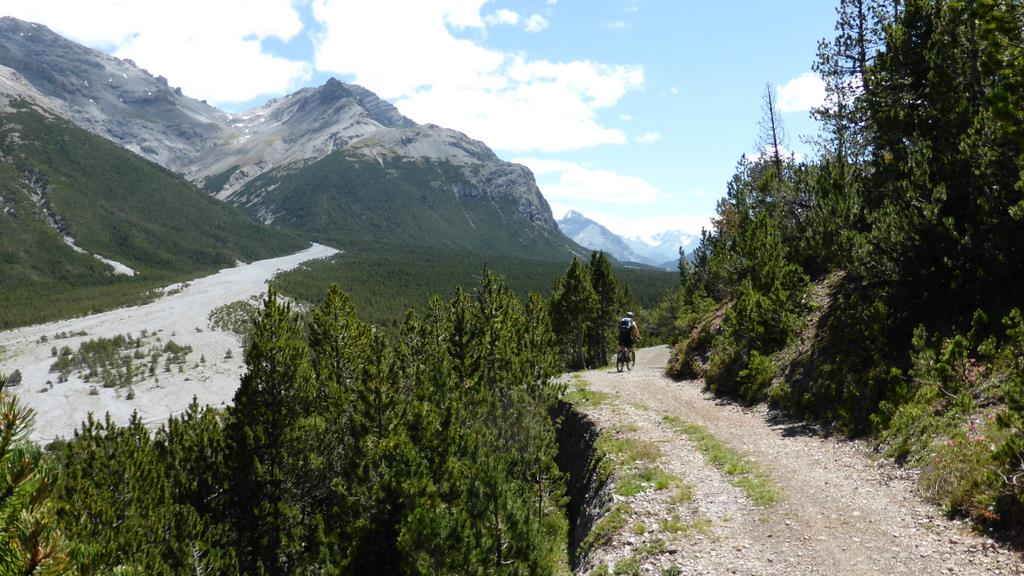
(619, 317, 633, 335)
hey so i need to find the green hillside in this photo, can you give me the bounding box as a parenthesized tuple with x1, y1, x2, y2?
(0, 103, 306, 328)
(235, 149, 678, 327)
(233, 151, 578, 258)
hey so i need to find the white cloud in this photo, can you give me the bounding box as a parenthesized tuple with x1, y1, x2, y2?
(605, 21, 627, 30)
(312, 1, 643, 153)
(485, 9, 520, 26)
(620, 114, 633, 121)
(506, 57, 643, 107)
(399, 83, 630, 152)
(524, 14, 549, 33)
(3, 0, 312, 105)
(313, 0, 503, 99)
(515, 158, 659, 204)
(549, 202, 571, 219)
(634, 132, 660, 144)
(777, 72, 826, 112)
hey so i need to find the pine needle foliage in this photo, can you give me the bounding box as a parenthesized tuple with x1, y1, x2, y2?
(0, 376, 70, 576)
(38, 273, 570, 574)
(661, 0, 1024, 532)
(549, 253, 634, 370)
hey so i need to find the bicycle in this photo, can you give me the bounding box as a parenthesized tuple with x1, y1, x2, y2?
(616, 346, 635, 372)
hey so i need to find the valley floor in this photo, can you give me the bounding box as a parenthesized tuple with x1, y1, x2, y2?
(569, 346, 1023, 575)
(0, 243, 339, 443)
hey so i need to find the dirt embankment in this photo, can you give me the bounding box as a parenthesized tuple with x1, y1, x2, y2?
(565, 345, 1023, 575)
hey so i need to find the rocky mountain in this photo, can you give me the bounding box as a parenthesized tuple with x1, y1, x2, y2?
(624, 229, 700, 268)
(558, 210, 697, 268)
(0, 17, 232, 172)
(0, 65, 54, 114)
(194, 78, 561, 237)
(0, 17, 566, 254)
(557, 210, 645, 263)
(189, 78, 414, 198)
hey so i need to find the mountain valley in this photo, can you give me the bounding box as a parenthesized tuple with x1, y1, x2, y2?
(0, 16, 658, 331)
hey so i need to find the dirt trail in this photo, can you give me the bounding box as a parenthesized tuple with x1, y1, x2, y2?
(572, 345, 1023, 575)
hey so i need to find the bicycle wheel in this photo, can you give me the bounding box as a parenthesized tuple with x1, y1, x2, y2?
(626, 349, 635, 371)
(616, 351, 625, 372)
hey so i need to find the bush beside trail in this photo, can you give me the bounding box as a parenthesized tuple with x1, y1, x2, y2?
(658, 0, 1024, 534)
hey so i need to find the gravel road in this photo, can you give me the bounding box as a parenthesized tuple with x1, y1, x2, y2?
(572, 345, 1023, 575)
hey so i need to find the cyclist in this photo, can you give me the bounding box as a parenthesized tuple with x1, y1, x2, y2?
(618, 311, 640, 356)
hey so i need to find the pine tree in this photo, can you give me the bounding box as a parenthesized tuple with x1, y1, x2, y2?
(306, 284, 372, 567)
(588, 251, 620, 367)
(153, 400, 238, 575)
(52, 413, 194, 574)
(224, 287, 317, 575)
(339, 330, 409, 573)
(758, 83, 788, 175)
(550, 257, 599, 370)
(0, 381, 69, 575)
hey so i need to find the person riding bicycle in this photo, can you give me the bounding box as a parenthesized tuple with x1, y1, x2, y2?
(618, 311, 640, 354)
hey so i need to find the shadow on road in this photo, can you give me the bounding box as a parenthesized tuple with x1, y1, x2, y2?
(766, 412, 829, 438)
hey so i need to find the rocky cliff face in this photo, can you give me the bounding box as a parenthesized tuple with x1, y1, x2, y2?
(0, 65, 55, 113)
(188, 78, 412, 197)
(346, 123, 556, 228)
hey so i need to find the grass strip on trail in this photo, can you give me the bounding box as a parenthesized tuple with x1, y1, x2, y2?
(662, 415, 780, 507)
(563, 375, 613, 407)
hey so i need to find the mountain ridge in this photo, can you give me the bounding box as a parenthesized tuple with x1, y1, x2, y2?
(0, 17, 234, 172)
(0, 16, 566, 251)
(558, 210, 697, 268)
(557, 210, 646, 263)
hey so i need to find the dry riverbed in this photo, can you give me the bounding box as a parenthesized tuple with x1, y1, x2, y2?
(0, 243, 338, 443)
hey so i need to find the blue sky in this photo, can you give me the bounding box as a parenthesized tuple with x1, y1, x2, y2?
(3, 0, 840, 240)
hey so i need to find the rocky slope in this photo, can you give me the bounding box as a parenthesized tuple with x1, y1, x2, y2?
(188, 78, 414, 198)
(0, 64, 55, 114)
(192, 78, 559, 232)
(0, 17, 233, 172)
